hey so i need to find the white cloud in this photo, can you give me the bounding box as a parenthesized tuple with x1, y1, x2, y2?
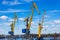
(44, 21, 53, 25)
(44, 15, 49, 18)
(0, 8, 29, 13)
(47, 10, 60, 13)
(19, 18, 24, 21)
(51, 24, 55, 27)
(2, 0, 22, 5)
(0, 15, 8, 20)
(9, 18, 14, 22)
(0, 22, 12, 26)
(31, 21, 35, 25)
(10, 0, 22, 5)
(54, 20, 60, 24)
(2, 0, 9, 5)
(21, 0, 38, 2)
(21, 0, 33, 2)
(3, 22, 11, 26)
(0, 28, 4, 34)
(53, 27, 57, 30)
(43, 26, 48, 28)
(45, 20, 60, 25)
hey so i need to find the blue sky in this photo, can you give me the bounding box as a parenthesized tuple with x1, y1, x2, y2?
(0, 0, 60, 35)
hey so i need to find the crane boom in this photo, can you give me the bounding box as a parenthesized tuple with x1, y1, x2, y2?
(41, 10, 46, 26)
(32, 2, 40, 14)
(28, 2, 40, 30)
(28, 6, 34, 30)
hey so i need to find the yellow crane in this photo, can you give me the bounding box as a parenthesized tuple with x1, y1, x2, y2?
(9, 13, 18, 35)
(22, 2, 40, 35)
(27, 2, 40, 30)
(38, 10, 46, 39)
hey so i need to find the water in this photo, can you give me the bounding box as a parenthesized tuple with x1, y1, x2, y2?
(0, 37, 60, 40)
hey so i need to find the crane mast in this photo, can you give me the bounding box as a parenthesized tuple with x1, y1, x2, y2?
(38, 23, 42, 38)
(28, 5, 34, 30)
(9, 13, 18, 35)
(38, 10, 46, 39)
